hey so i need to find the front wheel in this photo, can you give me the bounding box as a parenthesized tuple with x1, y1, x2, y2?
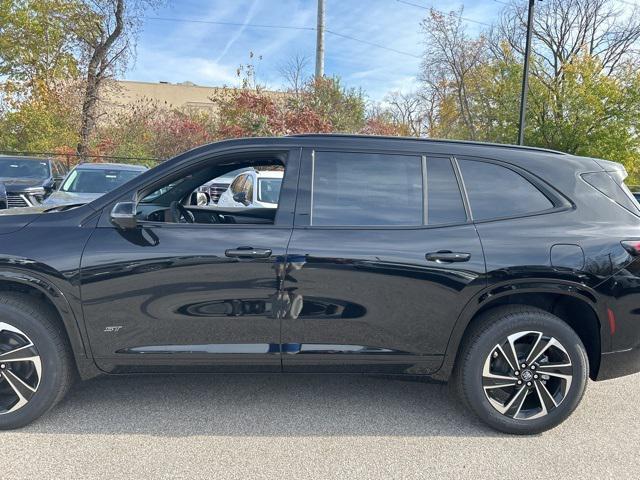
(0, 292, 74, 429)
(455, 305, 589, 435)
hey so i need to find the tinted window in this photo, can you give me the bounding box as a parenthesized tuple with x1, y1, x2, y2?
(258, 178, 282, 203)
(582, 171, 640, 215)
(427, 157, 466, 225)
(312, 151, 423, 226)
(458, 160, 553, 221)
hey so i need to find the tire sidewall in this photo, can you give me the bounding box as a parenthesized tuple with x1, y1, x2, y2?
(0, 302, 65, 429)
(462, 310, 589, 435)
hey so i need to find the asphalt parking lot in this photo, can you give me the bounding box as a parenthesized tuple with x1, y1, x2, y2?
(1, 372, 638, 479)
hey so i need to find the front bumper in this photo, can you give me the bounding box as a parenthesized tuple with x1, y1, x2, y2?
(597, 347, 640, 380)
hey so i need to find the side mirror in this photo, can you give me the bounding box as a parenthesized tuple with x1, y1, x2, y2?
(43, 178, 56, 192)
(110, 202, 138, 230)
(233, 191, 249, 205)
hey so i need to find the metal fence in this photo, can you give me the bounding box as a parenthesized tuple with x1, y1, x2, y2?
(0, 150, 160, 170)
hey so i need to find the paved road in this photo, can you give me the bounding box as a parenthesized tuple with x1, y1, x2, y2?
(1, 372, 638, 479)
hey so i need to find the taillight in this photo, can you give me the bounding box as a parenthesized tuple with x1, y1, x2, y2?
(621, 240, 640, 256)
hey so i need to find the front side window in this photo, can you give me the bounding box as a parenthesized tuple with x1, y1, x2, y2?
(137, 157, 286, 225)
(458, 159, 553, 221)
(258, 178, 282, 204)
(311, 151, 423, 226)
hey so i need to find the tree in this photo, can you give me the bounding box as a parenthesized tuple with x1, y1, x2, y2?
(212, 74, 366, 138)
(0, 82, 81, 153)
(383, 90, 429, 136)
(72, 0, 157, 159)
(418, 1, 640, 180)
(0, 0, 82, 91)
(420, 8, 488, 140)
(278, 53, 310, 97)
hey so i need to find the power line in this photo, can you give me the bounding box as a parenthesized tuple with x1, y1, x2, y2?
(146, 16, 420, 59)
(395, 0, 492, 27)
(148, 17, 314, 31)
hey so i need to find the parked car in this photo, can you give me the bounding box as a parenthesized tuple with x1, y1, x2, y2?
(0, 135, 639, 434)
(217, 169, 284, 209)
(198, 167, 252, 204)
(43, 162, 147, 207)
(0, 156, 67, 208)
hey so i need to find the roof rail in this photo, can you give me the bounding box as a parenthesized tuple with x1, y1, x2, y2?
(287, 134, 567, 156)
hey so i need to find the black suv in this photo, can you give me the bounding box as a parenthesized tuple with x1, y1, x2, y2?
(0, 135, 639, 434)
(0, 156, 67, 208)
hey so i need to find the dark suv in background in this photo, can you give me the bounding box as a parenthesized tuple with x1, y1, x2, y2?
(0, 156, 67, 208)
(0, 135, 639, 434)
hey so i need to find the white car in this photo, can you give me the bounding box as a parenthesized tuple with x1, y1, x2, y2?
(217, 169, 283, 209)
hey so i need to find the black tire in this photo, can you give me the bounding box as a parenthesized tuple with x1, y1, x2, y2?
(0, 292, 74, 429)
(455, 305, 589, 435)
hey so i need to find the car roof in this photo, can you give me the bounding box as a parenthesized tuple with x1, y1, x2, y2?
(74, 162, 148, 171)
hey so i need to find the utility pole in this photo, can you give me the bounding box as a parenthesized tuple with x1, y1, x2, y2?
(518, 0, 536, 145)
(315, 0, 325, 79)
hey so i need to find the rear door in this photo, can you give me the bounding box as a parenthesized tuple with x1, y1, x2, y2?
(281, 148, 486, 374)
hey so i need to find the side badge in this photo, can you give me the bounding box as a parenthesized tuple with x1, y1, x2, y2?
(104, 326, 123, 333)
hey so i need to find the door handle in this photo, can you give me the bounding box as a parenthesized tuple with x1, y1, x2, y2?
(225, 246, 273, 259)
(426, 251, 471, 263)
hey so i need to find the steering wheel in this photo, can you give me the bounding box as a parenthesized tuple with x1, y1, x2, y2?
(169, 201, 195, 223)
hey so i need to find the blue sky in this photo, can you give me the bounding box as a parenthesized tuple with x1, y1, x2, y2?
(128, 0, 503, 101)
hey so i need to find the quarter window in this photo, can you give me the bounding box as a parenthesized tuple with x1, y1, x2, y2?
(458, 160, 553, 221)
(311, 151, 423, 226)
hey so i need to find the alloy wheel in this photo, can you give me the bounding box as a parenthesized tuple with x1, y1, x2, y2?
(0, 322, 42, 415)
(482, 330, 573, 420)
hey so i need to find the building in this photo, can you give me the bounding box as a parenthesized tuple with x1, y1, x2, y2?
(100, 80, 285, 118)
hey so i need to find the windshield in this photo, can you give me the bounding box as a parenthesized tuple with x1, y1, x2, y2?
(258, 178, 282, 203)
(0, 158, 50, 179)
(61, 168, 141, 193)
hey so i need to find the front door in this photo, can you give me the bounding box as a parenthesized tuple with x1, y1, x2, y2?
(281, 149, 486, 374)
(80, 149, 300, 373)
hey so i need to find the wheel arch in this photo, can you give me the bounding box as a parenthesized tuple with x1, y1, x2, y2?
(0, 270, 101, 380)
(434, 280, 604, 382)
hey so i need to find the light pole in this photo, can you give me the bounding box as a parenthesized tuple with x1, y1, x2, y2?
(315, 0, 325, 79)
(518, 0, 537, 145)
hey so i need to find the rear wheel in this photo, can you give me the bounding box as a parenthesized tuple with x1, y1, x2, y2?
(455, 305, 589, 434)
(0, 292, 73, 429)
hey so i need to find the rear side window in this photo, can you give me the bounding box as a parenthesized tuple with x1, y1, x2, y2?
(458, 160, 553, 221)
(312, 151, 423, 226)
(427, 157, 467, 225)
(582, 171, 640, 215)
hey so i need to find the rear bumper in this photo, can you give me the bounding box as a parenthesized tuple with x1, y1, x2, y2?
(596, 347, 640, 381)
